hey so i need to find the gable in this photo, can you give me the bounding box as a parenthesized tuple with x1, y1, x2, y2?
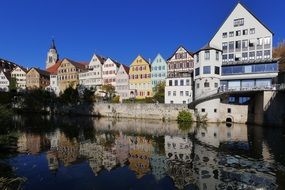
(130, 55, 149, 67)
(210, 3, 273, 46)
(152, 54, 167, 66)
(168, 46, 193, 61)
(89, 54, 104, 66)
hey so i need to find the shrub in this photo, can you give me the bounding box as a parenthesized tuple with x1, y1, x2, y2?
(177, 110, 193, 123)
(112, 96, 120, 103)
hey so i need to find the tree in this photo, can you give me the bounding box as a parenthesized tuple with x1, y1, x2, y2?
(153, 82, 165, 103)
(83, 88, 95, 102)
(9, 77, 17, 91)
(101, 84, 116, 101)
(273, 41, 285, 71)
(60, 86, 80, 105)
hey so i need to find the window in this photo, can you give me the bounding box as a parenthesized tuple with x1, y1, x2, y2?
(215, 66, 220, 75)
(243, 29, 248, 35)
(236, 30, 241, 36)
(185, 91, 189, 96)
(180, 91, 183, 96)
(257, 51, 263, 59)
(264, 37, 271, 45)
(203, 66, 211, 74)
(214, 109, 217, 113)
(169, 80, 172, 86)
(216, 51, 219, 60)
(186, 79, 190, 86)
(234, 18, 244, 27)
(227, 108, 231, 113)
(173, 91, 176, 96)
(168, 91, 171, 96)
(215, 83, 218, 88)
(235, 41, 241, 49)
(229, 41, 234, 51)
(195, 68, 200, 76)
(249, 52, 255, 60)
(242, 52, 248, 61)
(257, 38, 263, 46)
(222, 54, 227, 62)
(222, 42, 228, 51)
(229, 54, 234, 61)
(264, 50, 270, 59)
(196, 83, 200, 88)
(250, 28, 255, 34)
(222, 32, 227, 38)
(205, 50, 210, 60)
(175, 80, 178, 86)
(201, 108, 205, 112)
(242, 40, 248, 49)
(196, 53, 200, 62)
(180, 80, 184, 86)
(229, 31, 234, 37)
(204, 81, 210, 87)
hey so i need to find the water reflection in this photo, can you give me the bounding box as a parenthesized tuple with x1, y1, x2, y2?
(2, 117, 284, 189)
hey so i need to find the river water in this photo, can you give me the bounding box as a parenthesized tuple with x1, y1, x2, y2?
(0, 116, 285, 190)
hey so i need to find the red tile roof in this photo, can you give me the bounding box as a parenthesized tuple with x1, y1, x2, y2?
(46, 60, 62, 74)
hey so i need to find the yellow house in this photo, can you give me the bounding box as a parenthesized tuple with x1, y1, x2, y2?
(129, 55, 152, 99)
(57, 58, 88, 93)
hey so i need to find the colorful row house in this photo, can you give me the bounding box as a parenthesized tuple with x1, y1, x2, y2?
(151, 54, 167, 89)
(164, 46, 195, 104)
(129, 55, 152, 99)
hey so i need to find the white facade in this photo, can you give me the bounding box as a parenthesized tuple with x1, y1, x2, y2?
(115, 64, 130, 101)
(45, 74, 60, 95)
(46, 39, 59, 69)
(164, 135, 192, 162)
(194, 47, 222, 99)
(210, 3, 273, 63)
(165, 77, 193, 104)
(0, 71, 10, 91)
(102, 58, 119, 87)
(209, 3, 277, 90)
(11, 66, 27, 90)
(165, 46, 194, 104)
(79, 54, 106, 90)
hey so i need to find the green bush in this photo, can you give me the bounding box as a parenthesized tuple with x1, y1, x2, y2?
(112, 96, 120, 103)
(177, 110, 193, 123)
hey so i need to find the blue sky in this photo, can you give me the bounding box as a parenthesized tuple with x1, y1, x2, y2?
(0, 0, 284, 69)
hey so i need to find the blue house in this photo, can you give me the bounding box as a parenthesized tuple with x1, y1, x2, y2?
(151, 54, 167, 89)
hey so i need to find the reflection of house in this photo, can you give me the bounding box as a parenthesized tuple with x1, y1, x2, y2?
(193, 143, 220, 190)
(79, 141, 104, 175)
(46, 150, 59, 171)
(46, 129, 61, 150)
(150, 154, 167, 181)
(57, 134, 79, 166)
(102, 148, 117, 171)
(165, 135, 192, 162)
(128, 136, 153, 178)
(115, 132, 130, 166)
(17, 133, 28, 153)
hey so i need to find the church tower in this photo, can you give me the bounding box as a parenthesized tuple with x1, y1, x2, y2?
(46, 39, 59, 69)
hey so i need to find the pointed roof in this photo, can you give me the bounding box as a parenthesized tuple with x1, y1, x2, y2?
(29, 67, 50, 77)
(152, 53, 166, 64)
(194, 43, 222, 54)
(121, 64, 130, 74)
(50, 39, 57, 50)
(62, 58, 88, 70)
(167, 46, 194, 61)
(210, 2, 273, 43)
(46, 60, 62, 74)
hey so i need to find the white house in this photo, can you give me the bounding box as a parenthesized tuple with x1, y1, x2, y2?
(11, 66, 27, 90)
(209, 2, 278, 91)
(102, 58, 120, 87)
(0, 70, 10, 92)
(115, 64, 130, 101)
(194, 45, 222, 99)
(165, 46, 194, 104)
(79, 54, 106, 90)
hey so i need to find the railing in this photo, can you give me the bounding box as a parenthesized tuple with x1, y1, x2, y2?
(193, 83, 285, 102)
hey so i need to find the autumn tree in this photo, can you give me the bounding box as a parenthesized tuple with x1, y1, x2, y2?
(273, 41, 285, 71)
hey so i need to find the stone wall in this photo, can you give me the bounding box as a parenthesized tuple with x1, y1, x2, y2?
(92, 103, 191, 121)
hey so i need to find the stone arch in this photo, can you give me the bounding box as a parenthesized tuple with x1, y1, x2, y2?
(226, 115, 234, 123)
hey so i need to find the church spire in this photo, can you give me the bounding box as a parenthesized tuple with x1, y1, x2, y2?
(51, 38, 56, 50)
